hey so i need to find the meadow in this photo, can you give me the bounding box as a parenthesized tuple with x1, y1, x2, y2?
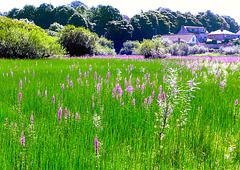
(0, 56, 240, 169)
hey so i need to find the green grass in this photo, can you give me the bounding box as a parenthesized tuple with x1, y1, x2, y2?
(0, 57, 240, 169)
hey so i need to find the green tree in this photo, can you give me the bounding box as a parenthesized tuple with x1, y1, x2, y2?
(35, 3, 55, 29)
(59, 25, 98, 56)
(68, 12, 88, 28)
(88, 5, 124, 36)
(105, 20, 133, 53)
(54, 5, 76, 26)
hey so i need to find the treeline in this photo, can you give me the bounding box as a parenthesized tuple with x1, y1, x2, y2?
(3, 1, 240, 53)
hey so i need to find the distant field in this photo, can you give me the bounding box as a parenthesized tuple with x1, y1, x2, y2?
(0, 56, 240, 169)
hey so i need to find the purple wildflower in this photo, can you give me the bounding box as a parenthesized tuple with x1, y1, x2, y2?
(31, 114, 34, 124)
(76, 112, 78, 119)
(21, 132, 25, 146)
(136, 78, 140, 85)
(235, 99, 238, 105)
(112, 88, 116, 98)
(107, 72, 110, 79)
(58, 107, 62, 122)
(70, 80, 73, 88)
(53, 95, 55, 103)
(65, 107, 67, 119)
(95, 134, 99, 155)
(133, 98, 135, 106)
(62, 84, 64, 90)
(152, 90, 155, 98)
(20, 79, 22, 89)
(67, 75, 69, 83)
(148, 97, 152, 105)
(162, 91, 165, 101)
(19, 92, 22, 103)
(45, 89, 47, 97)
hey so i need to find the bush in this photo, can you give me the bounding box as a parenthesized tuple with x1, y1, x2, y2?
(95, 37, 116, 55)
(59, 25, 98, 56)
(49, 22, 64, 32)
(119, 40, 140, 55)
(170, 43, 190, 56)
(219, 46, 240, 55)
(0, 16, 65, 59)
(136, 39, 169, 58)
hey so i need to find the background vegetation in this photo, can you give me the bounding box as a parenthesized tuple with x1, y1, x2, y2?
(3, 1, 239, 54)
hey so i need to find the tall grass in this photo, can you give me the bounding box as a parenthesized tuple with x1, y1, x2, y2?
(0, 57, 239, 169)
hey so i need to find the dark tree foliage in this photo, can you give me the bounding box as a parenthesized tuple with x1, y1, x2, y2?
(34, 3, 55, 29)
(88, 5, 124, 36)
(68, 12, 88, 28)
(105, 20, 133, 53)
(54, 5, 75, 26)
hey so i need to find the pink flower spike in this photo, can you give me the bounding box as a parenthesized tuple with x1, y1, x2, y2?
(21, 132, 25, 146)
(235, 99, 238, 105)
(58, 107, 62, 122)
(94, 134, 99, 155)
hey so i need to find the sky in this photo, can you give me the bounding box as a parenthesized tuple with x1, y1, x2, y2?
(1, 0, 240, 24)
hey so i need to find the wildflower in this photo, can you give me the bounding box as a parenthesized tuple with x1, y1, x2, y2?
(148, 97, 152, 105)
(94, 134, 99, 155)
(235, 99, 238, 105)
(144, 98, 147, 105)
(107, 72, 110, 79)
(58, 107, 62, 122)
(125, 86, 134, 94)
(20, 79, 22, 89)
(162, 91, 165, 101)
(125, 78, 128, 88)
(19, 92, 22, 103)
(21, 132, 25, 146)
(31, 114, 34, 124)
(150, 83, 153, 88)
(136, 78, 140, 85)
(53, 95, 55, 103)
(67, 75, 69, 83)
(76, 112, 79, 119)
(141, 83, 145, 93)
(112, 88, 116, 98)
(133, 98, 136, 106)
(45, 89, 47, 97)
(62, 84, 64, 90)
(65, 107, 68, 119)
(70, 80, 73, 88)
(152, 90, 155, 98)
(94, 72, 97, 82)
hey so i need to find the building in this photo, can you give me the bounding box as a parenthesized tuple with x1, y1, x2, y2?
(161, 34, 198, 46)
(208, 27, 237, 41)
(178, 25, 208, 42)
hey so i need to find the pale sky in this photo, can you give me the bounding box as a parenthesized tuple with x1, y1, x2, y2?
(1, 0, 240, 24)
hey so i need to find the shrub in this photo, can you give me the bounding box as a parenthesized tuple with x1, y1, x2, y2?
(95, 37, 116, 55)
(0, 16, 65, 59)
(136, 39, 169, 58)
(49, 22, 64, 32)
(119, 40, 140, 55)
(189, 45, 199, 54)
(59, 25, 98, 56)
(219, 46, 240, 55)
